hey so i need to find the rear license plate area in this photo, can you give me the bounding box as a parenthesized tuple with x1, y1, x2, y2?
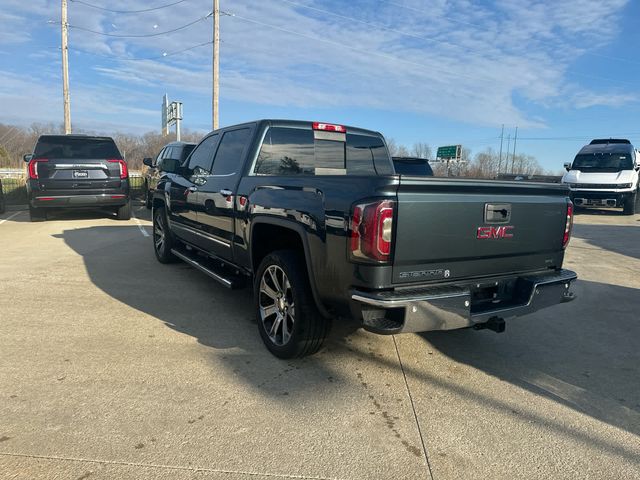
(73, 170, 89, 178)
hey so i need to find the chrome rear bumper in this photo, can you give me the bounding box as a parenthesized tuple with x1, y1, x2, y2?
(351, 269, 577, 334)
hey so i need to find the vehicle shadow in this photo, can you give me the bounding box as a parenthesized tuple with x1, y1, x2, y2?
(57, 225, 640, 460)
(572, 223, 640, 260)
(421, 278, 640, 439)
(55, 225, 361, 401)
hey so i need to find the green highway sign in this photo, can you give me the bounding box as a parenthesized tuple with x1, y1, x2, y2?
(437, 145, 461, 159)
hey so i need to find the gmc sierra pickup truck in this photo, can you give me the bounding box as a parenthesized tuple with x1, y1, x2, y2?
(151, 119, 577, 358)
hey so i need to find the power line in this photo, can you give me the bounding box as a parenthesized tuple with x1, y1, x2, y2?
(68, 40, 212, 61)
(69, 0, 189, 14)
(68, 13, 211, 38)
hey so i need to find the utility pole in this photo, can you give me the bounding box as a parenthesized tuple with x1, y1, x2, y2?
(212, 0, 219, 131)
(497, 124, 504, 175)
(511, 126, 518, 173)
(505, 133, 511, 173)
(61, 0, 72, 133)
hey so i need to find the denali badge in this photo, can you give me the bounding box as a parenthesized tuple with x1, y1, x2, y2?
(399, 269, 451, 279)
(477, 226, 514, 239)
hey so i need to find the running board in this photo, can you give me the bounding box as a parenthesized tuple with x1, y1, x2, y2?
(170, 248, 244, 289)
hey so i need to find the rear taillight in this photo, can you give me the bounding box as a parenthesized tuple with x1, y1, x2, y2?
(28, 158, 48, 179)
(108, 159, 128, 179)
(350, 199, 395, 262)
(562, 200, 573, 249)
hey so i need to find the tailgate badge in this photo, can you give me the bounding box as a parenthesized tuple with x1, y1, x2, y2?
(485, 203, 511, 223)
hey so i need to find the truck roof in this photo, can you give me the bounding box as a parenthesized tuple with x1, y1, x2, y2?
(221, 119, 383, 138)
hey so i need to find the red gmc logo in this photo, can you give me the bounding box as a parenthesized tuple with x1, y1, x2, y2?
(477, 226, 514, 239)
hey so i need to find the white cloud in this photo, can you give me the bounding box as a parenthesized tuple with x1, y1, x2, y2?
(0, 0, 635, 132)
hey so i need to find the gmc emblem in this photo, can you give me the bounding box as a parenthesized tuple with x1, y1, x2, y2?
(477, 225, 514, 239)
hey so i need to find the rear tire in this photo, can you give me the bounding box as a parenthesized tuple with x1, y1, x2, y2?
(29, 206, 46, 222)
(255, 250, 330, 358)
(623, 193, 637, 215)
(116, 200, 131, 220)
(153, 205, 177, 263)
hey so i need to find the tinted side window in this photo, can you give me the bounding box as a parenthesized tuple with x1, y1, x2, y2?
(180, 144, 195, 162)
(346, 134, 387, 174)
(188, 135, 219, 175)
(164, 147, 175, 160)
(255, 128, 314, 175)
(154, 148, 165, 166)
(211, 129, 251, 176)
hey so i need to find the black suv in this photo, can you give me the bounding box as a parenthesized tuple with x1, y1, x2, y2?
(392, 156, 434, 176)
(24, 135, 131, 221)
(142, 141, 196, 208)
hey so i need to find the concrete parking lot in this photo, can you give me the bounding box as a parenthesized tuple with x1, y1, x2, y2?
(0, 205, 639, 479)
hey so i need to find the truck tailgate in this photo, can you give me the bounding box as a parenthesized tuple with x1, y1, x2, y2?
(393, 178, 570, 284)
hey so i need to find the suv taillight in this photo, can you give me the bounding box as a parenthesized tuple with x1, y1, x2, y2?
(350, 199, 395, 262)
(108, 159, 128, 179)
(562, 200, 573, 249)
(28, 158, 48, 179)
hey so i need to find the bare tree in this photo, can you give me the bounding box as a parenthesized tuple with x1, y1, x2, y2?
(412, 142, 432, 159)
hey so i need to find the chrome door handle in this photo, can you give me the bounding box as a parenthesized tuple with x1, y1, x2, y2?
(220, 189, 233, 196)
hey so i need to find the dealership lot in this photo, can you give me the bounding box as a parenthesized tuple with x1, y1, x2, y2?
(0, 206, 638, 479)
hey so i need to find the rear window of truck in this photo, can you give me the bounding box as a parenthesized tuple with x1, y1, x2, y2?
(34, 136, 121, 160)
(254, 127, 389, 175)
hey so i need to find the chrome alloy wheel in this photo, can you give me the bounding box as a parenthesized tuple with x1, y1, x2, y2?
(259, 265, 295, 346)
(153, 212, 165, 254)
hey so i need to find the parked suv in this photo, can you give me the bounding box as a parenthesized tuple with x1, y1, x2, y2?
(24, 135, 131, 221)
(562, 139, 640, 215)
(143, 141, 196, 208)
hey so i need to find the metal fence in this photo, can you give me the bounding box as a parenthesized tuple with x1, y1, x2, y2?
(0, 173, 146, 206)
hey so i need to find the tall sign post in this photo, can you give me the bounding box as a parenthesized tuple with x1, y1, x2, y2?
(161, 94, 183, 141)
(436, 145, 462, 177)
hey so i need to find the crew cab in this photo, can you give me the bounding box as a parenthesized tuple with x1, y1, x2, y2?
(151, 119, 577, 358)
(24, 135, 131, 221)
(562, 139, 640, 215)
(142, 141, 196, 209)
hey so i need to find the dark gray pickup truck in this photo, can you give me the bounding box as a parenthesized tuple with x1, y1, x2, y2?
(151, 119, 577, 358)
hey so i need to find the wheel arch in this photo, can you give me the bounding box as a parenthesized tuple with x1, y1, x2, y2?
(250, 218, 331, 318)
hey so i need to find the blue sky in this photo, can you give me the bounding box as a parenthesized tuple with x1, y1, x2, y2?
(1, 0, 639, 171)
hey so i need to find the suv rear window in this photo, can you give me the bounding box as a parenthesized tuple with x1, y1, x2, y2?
(254, 127, 388, 175)
(34, 136, 121, 160)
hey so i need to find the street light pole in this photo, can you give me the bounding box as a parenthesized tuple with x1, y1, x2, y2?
(61, 0, 72, 133)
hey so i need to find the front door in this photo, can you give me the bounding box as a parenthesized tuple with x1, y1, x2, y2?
(196, 127, 253, 261)
(168, 134, 219, 246)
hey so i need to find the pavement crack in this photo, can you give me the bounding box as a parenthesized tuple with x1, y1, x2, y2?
(0, 452, 346, 480)
(392, 335, 435, 480)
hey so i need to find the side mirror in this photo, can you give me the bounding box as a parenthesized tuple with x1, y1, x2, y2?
(142, 157, 154, 167)
(24, 154, 33, 163)
(563, 162, 571, 172)
(159, 158, 181, 173)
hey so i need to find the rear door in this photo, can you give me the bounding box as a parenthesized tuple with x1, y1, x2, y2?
(33, 136, 124, 194)
(392, 178, 570, 284)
